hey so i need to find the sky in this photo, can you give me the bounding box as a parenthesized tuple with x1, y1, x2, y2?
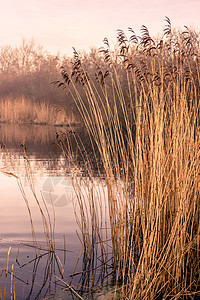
(0, 0, 200, 56)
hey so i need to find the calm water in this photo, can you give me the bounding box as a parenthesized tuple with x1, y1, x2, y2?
(0, 124, 98, 299)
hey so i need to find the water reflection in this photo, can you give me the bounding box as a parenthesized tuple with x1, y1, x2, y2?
(0, 123, 67, 176)
(0, 124, 83, 299)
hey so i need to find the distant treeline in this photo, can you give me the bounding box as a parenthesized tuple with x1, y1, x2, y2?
(0, 39, 108, 123)
(0, 39, 69, 104)
(0, 38, 110, 104)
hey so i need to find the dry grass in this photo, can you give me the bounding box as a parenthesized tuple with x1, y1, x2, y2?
(0, 247, 15, 300)
(0, 97, 79, 126)
(57, 20, 200, 299)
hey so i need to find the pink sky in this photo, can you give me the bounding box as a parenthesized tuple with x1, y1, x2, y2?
(0, 0, 200, 56)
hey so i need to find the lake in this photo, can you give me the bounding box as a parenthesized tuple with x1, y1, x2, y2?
(0, 124, 110, 300)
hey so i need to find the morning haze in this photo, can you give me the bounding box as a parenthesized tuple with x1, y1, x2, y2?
(0, 0, 200, 55)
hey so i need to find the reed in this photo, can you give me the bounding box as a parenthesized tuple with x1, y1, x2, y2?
(0, 97, 79, 125)
(0, 247, 12, 300)
(57, 19, 200, 299)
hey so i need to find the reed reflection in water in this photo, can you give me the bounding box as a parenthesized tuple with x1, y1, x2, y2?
(0, 123, 95, 299)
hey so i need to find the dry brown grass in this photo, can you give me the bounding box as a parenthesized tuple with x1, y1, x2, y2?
(0, 97, 79, 126)
(0, 247, 15, 300)
(57, 20, 200, 299)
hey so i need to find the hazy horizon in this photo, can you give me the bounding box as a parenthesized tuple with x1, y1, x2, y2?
(0, 0, 200, 56)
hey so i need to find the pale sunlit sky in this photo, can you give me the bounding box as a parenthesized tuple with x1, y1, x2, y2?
(0, 0, 200, 56)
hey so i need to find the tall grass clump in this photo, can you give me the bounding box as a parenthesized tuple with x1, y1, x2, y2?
(56, 18, 200, 299)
